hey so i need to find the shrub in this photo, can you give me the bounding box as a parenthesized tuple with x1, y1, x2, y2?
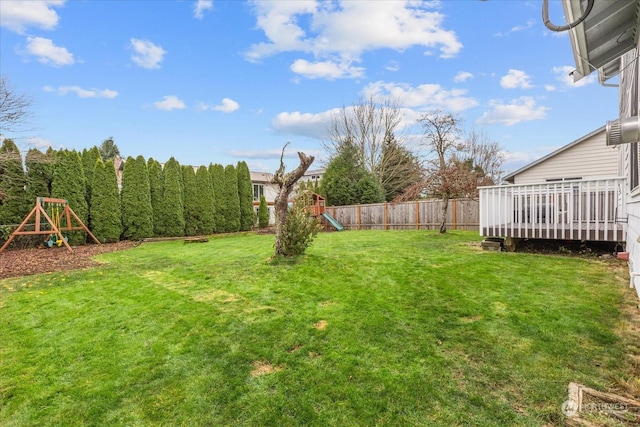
(278, 192, 322, 257)
(258, 195, 269, 228)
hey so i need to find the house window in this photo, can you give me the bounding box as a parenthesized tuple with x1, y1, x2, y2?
(253, 184, 264, 201)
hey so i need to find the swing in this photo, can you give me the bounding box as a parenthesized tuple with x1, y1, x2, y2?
(45, 203, 67, 248)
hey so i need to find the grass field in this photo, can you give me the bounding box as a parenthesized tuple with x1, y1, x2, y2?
(0, 230, 637, 426)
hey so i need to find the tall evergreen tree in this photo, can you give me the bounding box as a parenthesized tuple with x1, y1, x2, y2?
(237, 161, 254, 231)
(0, 139, 29, 225)
(90, 158, 121, 242)
(258, 194, 269, 228)
(158, 157, 184, 237)
(209, 163, 225, 233)
(81, 146, 101, 202)
(147, 158, 163, 236)
(51, 150, 88, 244)
(121, 155, 153, 240)
(195, 166, 215, 235)
(182, 165, 198, 236)
(25, 147, 55, 201)
(220, 164, 241, 233)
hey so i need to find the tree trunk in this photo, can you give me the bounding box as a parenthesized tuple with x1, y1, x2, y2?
(272, 146, 315, 256)
(439, 195, 449, 234)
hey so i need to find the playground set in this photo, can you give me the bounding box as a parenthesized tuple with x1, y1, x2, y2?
(305, 192, 344, 231)
(0, 197, 100, 254)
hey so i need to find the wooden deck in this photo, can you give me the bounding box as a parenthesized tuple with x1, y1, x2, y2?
(479, 178, 627, 243)
(482, 222, 625, 242)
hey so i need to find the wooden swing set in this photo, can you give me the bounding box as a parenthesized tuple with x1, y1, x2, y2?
(0, 197, 100, 254)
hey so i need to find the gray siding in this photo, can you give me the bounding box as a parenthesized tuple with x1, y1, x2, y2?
(512, 129, 620, 184)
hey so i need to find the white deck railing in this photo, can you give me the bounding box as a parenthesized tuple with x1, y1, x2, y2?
(479, 178, 627, 242)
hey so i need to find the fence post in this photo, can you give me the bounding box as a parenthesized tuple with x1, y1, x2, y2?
(452, 199, 457, 230)
(384, 203, 388, 230)
(415, 200, 420, 230)
(357, 204, 361, 230)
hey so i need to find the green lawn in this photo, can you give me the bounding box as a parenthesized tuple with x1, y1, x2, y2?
(0, 231, 636, 426)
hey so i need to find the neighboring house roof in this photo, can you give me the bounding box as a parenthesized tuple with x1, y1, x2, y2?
(250, 171, 274, 184)
(503, 126, 613, 183)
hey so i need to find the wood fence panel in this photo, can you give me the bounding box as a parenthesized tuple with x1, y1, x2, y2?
(329, 199, 479, 231)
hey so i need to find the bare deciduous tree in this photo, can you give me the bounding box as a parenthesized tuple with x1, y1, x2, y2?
(0, 76, 33, 137)
(461, 129, 504, 185)
(418, 110, 463, 234)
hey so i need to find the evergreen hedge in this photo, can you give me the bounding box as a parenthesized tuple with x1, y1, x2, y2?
(258, 194, 269, 228)
(195, 166, 215, 235)
(182, 165, 198, 236)
(147, 158, 163, 237)
(0, 139, 29, 226)
(158, 157, 184, 237)
(220, 164, 240, 233)
(90, 159, 122, 242)
(237, 161, 255, 231)
(51, 150, 88, 245)
(209, 163, 225, 233)
(121, 156, 153, 240)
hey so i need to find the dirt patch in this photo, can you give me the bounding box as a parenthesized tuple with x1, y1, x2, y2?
(0, 241, 140, 280)
(515, 239, 622, 257)
(250, 361, 283, 377)
(313, 320, 328, 330)
(288, 344, 303, 353)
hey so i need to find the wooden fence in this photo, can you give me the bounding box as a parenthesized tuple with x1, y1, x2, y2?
(325, 199, 479, 231)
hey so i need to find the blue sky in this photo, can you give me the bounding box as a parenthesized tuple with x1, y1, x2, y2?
(0, 0, 619, 175)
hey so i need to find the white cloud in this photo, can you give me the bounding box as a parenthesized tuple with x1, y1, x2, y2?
(544, 84, 556, 92)
(153, 96, 186, 111)
(551, 65, 597, 88)
(44, 85, 118, 98)
(500, 69, 533, 89)
(363, 81, 478, 112)
(22, 37, 74, 66)
(453, 71, 473, 83)
(510, 19, 535, 32)
(196, 98, 240, 113)
(246, 0, 462, 79)
(477, 97, 548, 126)
(0, 0, 65, 33)
(194, 0, 213, 19)
(385, 61, 400, 72)
(130, 38, 166, 69)
(27, 136, 54, 150)
(272, 109, 338, 139)
(290, 59, 364, 79)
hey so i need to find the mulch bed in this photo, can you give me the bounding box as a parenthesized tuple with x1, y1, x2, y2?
(0, 241, 140, 280)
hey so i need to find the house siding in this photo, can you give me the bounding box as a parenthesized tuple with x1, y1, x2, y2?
(511, 129, 620, 184)
(621, 44, 640, 299)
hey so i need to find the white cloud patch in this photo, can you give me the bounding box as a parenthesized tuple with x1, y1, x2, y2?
(551, 65, 597, 88)
(510, 19, 535, 32)
(500, 69, 533, 89)
(477, 97, 548, 126)
(363, 81, 478, 112)
(544, 84, 556, 92)
(196, 98, 240, 113)
(130, 38, 166, 69)
(290, 59, 364, 79)
(0, 0, 65, 34)
(272, 109, 338, 140)
(454, 71, 473, 83)
(23, 36, 74, 66)
(44, 85, 118, 98)
(246, 0, 461, 80)
(153, 95, 186, 111)
(194, 0, 213, 19)
(27, 136, 54, 150)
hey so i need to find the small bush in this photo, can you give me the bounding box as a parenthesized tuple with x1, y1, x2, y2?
(258, 195, 269, 228)
(278, 192, 322, 257)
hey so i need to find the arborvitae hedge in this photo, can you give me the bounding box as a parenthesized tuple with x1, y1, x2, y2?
(51, 150, 88, 245)
(195, 166, 215, 235)
(220, 164, 241, 233)
(81, 146, 101, 208)
(209, 163, 225, 233)
(25, 148, 54, 201)
(158, 157, 184, 237)
(237, 161, 255, 231)
(182, 165, 198, 236)
(121, 155, 153, 240)
(147, 158, 163, 237)
(258, 194, 269, 228)
(90, 158, 122, 242)
(0, 139, 29, 226)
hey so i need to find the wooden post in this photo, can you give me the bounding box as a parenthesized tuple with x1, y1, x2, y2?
(384, 203, 388, 230)
(357, 204, 361, 230)
(415, 200, 420, 230)
(452, 199, 457, 230)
